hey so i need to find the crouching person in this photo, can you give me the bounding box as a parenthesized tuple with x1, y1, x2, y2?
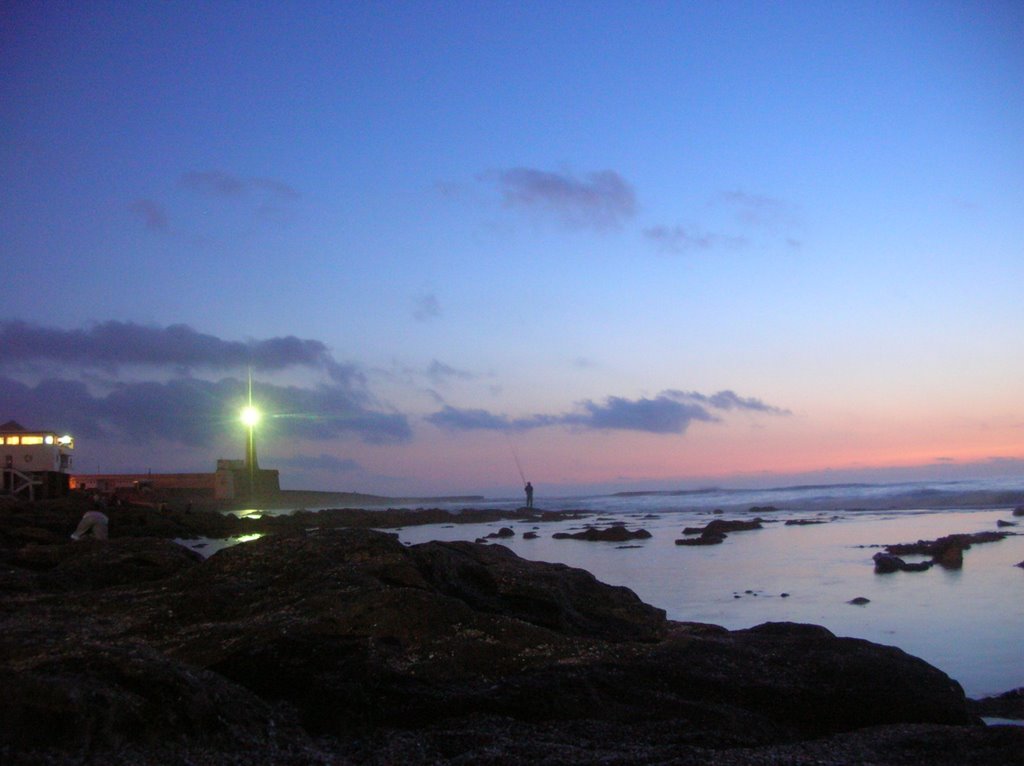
(71, 510, 109, 541)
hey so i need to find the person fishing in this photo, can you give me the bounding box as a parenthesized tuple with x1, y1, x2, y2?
(524, 481, 534, 509)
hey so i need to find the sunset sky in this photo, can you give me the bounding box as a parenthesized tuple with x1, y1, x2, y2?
(2, 2, 1022, 497)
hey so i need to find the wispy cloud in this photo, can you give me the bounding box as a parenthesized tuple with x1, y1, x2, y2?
(427, 389, 788, 435)
(128, 198, 168, 232)
(643, 225, 746, 254)
(180, 170, 300, 200)
(684, 389, 791, 415)
(413, 293, 442, 321)
(427, 359, 475, 384)
(721, 190, 794, 229)
(486, 167, 636, 229)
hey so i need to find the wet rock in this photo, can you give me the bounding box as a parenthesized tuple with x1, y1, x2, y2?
(1013, 506, 1024, 517)
(879, 531, 1010, 571)
(996, 519, 1016, 527)
(969, 687, 1024, 720)
(35, 538, 201, 590)
(676, 531, 727, 545)
(849, 597, 871, 605)
(873, 552, 933, 574)
(683, 518, 764, 535)
(0, 640, 292, 754)
(933, 542, 964, 569)
(484, 527, 515, 539)
(927, 531, 1009, 553)
(552, 526, 652, 542)
(522, 531, 538, 540)
(1, 520, 1014, 764)
(785, 518, 828, 525)
(677, 518, 762, 546)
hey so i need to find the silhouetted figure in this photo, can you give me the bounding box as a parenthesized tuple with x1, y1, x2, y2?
(524, 481, 534, 509)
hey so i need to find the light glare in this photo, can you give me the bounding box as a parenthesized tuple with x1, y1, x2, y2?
(240, 406, 261, 427)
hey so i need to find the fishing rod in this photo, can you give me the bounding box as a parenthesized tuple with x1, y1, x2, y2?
(506, 434, 526, 485)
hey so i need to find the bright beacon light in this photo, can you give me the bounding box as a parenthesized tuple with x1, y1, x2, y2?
(240, 405, 261, 427)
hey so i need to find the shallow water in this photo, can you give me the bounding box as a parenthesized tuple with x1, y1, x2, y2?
(393, 506, 1024, 699)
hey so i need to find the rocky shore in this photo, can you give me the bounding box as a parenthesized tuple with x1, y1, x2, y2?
(1, 498, 1021, 764)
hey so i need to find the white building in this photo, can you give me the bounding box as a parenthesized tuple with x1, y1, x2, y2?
(1, 420, 75, 500)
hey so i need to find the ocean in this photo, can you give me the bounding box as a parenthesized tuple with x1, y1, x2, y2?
(218, 478, 1024, 699)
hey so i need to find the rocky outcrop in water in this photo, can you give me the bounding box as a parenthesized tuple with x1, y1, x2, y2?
(1, 500, 1020, 765)
(873, 552, 934, 573)
(676, 517, 764, 546)
(552, 525, 652, 542)
(876, 531, 1012, 571)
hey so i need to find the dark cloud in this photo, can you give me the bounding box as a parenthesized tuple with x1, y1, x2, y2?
(427, 390, 788, 435)
(0, 321, 332, 372)
(266, 383, 410, 444)
(128, 198, 168, 231)
(426, 406, 513, 431)
(566, 394, 717, 433)
(0, 321, 408, 447)
(180, 170, 300, 200)
(644, 225, 746, 254)
(0, 375, 411, 447)
(488, 167, 636, 229)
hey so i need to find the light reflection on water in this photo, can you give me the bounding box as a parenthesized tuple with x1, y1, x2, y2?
(395, 508, 1024, 698)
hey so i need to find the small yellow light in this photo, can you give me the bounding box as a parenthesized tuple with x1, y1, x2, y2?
(240, 406, 261, 427)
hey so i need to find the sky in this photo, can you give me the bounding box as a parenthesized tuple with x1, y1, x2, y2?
(2, 1, 1022, 498)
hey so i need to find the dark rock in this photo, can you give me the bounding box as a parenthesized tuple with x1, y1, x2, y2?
(885, 531, 1008, 558)
(875, 531, 1011, 571)
(1013, 506, 1024, 517)
(969, 687, 1024, 719)
(1, 521, 1013, 764)
(676, 532, 727, 545)
(996, 519, 1016, 527)
(873, 552, 934, 573)
(0, 640, 293, 754)
(849, 597, 871, 605)
(552, 526, 652, 542)
(484, 527, 515, 539)
(677, 518, 762, 546)
(785, 518, 828, 525)
(749, 505, 779, 513)
(19, 538, 203, 591)
(522, 531, 538, 540)
(933, 542, 964, 569)
(683, 518, 763, 535)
